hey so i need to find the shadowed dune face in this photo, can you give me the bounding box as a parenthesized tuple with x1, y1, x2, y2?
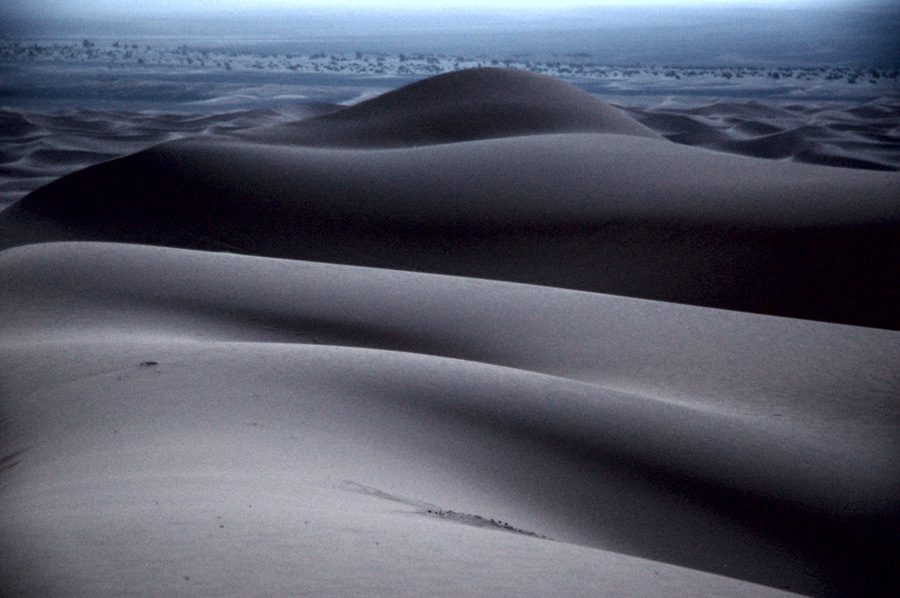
(0, 69, 900, 597)
(238, 67, 661, 147)
(1, 241, 898, 598)
(0, 104, 341, 207)
(1, 68, 900, 598)
(3, 129, 898, 330)
(621, 97, 900, 172)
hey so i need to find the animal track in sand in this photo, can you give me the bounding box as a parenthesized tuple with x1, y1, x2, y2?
(0, 449, 26, 473)
(339, 480, 549, 540)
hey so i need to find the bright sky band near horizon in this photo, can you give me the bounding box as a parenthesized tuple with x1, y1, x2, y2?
(4, 0, 880, 17)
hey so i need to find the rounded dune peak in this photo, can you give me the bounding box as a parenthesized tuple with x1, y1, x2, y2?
(239, 67, 661, 147)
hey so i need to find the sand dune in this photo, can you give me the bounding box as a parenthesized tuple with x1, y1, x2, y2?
(238, 68, 661, 146)
(621, 96, 900, 171)
(0, 104, 339, 207)
(3, 72, 896, 208)
(2, 241, 897, 597)
(2, 73, 898, 329)
(1, 69, 899, 597)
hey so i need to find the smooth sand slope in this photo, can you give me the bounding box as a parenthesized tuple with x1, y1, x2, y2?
(0, 103, 339, 207)
(2, 242, 898, 598)
(1, 69, 899, 597)
(237, 67, 662, 146)
(2, 69, 898, 329)
(4, 94, 896, 209)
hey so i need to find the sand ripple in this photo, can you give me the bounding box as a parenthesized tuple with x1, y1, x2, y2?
(0, 104, 337, 207)
(3, 81, 898, 209)
(622, 96, 900, 171)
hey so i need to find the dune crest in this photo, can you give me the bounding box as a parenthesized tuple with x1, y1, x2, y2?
(3, 129, 898, 329)
(2, 68, 900, 598)
(2, 241, 898, 597)
(620, 96, 900, 171)
(238, 67, 661, 147)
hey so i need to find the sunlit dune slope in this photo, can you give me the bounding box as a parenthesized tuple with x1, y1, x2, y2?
(2, 241, 898, 597)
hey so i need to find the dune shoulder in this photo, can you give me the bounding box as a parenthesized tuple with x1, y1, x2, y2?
(2, 68, 899, 597)
(2, 128, 898, 329)
(236, 67, 662, 147)
(1, 241, 897, 597)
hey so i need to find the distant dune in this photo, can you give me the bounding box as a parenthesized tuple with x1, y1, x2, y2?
(1, 68, 898, 598)
(3, 66, 897, 206)
(238, 67, 661, 146)
(621, 97, 900, 172)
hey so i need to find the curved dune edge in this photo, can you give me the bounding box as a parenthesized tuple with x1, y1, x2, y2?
(2, 69, 899, 597)
(236, 67, 662, 147)
(2, 242, 898, 598)
(3, 69, 897, 330)
(619, 97, 900, 172)
(3, 131, 899, 329)
(3, 94, 895, 209)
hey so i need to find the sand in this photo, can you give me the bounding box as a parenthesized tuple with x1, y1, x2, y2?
(1, 68, 898, 598)
(3, 75, 897, 210)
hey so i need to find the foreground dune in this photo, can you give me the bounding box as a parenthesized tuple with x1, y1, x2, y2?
(3, 242, 897, 597)
(1, 69, 898, 597)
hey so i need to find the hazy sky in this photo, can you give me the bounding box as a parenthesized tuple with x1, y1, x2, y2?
(2, 0, 888, 38)
(6, 0, 870, 17)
